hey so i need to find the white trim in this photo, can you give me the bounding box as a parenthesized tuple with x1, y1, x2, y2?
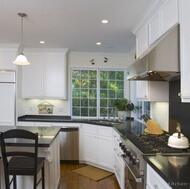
(132, 0, 165, 35)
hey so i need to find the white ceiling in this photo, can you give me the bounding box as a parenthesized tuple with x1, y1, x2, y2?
(0, 0, 152, 53)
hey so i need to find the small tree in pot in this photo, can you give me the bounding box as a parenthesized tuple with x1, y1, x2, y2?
(113, 98, 140, 120)
(113, 98, 128, 120)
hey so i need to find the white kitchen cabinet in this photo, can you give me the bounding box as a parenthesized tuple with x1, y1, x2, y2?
(136, 81, 169, 101)
(0, 44, 18, 70)
(0, 83, 15, 126)
(161, 0, 178, 34)
(0, 71, 15, 126)
(148, 11, 162, 46)
(82, 124, 113, 171)
(136, 25, 149, 58)
(22, 49, 68, 99)
(146, 164, 172, 189)
(83, 132, 98, 164)
(113, 129, 125, 189)
(135, 0, 178, 57)
(179, 0, 190, 102)
(148, 0, 178, 46)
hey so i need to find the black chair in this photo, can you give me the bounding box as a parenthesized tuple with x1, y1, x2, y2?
(0, 129, 45, 189)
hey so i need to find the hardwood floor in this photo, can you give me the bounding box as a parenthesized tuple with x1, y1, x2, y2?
(58, 163, 120, 189)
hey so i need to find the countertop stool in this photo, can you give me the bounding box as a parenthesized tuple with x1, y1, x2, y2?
(0, 129, 45, 189)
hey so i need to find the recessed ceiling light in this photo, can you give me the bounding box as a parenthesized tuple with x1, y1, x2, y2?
(96, 42, 101, 45)
(40, 41, 45, 44)
(102, 20, 108, 24)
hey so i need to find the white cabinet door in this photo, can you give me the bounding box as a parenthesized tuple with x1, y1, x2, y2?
(136, 81, 169, 102)
(0, 83, 15, 126)
(161, 0, 178, 34)
(148, 11, 162, 45)
(136, 81, 149, 100)
(22, 52, 44, 98)
(0, 46, 18, 70)
(136, 25, 149, 58)
(146, 164, 172, 189)
(22, 50, 68, 99)
(44, 53, 67, 98)
(98, 136, 113, 170)
(179, 0, 190, 102)
(83, 133, 98, 164)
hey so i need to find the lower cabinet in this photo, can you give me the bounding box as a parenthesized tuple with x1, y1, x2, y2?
(113, 129, 125, 189)
(82, 124, 113, 171)
(146, 164, 172, 189)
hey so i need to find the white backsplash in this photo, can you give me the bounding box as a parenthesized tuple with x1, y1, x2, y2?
(151, 102, 169, 131)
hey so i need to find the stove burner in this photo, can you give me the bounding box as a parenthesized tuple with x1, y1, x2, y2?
(125, 133, 190, 154)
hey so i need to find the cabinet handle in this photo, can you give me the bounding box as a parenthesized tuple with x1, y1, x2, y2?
(153, 184, 159, 189)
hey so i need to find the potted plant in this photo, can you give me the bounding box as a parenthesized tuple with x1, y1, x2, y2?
(113, 98, 140, 120)
(113, 98, 129, 120)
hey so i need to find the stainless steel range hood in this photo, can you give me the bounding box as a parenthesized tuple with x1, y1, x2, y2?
(127, 25, 180, 81)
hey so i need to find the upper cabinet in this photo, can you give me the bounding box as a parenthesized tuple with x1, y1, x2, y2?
(136, 81, 169, 102)
(22, 49, 68, 99)
(0, 44, 18, 70)
(179, 0, 190, 102)
(136, 25, 149, 58)
(134, 0, 179, 58)
(148, 11, 162, 46)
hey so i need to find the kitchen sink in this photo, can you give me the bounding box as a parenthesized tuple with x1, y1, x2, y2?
(89, 119, 121, 126)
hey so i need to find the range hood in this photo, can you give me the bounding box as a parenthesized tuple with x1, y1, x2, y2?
(127, 25, 180, 81)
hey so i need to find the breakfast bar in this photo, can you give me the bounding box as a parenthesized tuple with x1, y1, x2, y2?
(0, 126, 61, 189)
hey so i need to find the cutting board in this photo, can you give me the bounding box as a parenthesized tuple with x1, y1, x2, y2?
(145, 119, 163, 135)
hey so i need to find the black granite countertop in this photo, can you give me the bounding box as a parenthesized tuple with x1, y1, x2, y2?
(18, 115, 146, 135)
(144, 154, 190, 189)
(0, 126, 61, 147)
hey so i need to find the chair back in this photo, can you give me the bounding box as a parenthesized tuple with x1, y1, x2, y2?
(0, 129, 38, 174)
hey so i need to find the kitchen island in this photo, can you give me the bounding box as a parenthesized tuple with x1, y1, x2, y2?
(0, 126, 61, 189)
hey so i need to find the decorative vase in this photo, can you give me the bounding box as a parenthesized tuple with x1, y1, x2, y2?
(117, 111, 127, 120)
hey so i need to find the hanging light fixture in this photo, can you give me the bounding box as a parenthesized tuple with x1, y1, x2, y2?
(13, 13, 30, 65)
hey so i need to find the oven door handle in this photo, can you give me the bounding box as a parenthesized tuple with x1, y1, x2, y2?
(124, 159, 142, 183)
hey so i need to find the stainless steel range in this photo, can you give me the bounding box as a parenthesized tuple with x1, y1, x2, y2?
(119, 128, 190, 189)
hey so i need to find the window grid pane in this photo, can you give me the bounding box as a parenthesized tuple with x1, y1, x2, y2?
(72, 69, 124, 118)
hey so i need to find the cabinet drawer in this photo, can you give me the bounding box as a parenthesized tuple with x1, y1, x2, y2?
(113, 129, 121, 143)
(35, 122, 52, 127)
(98, 126, 112, 137)
(17, 122, 35, 126)
(83, 124, 98, 134)
(147, 164, 172, 189)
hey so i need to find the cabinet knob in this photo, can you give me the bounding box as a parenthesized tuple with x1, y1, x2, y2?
(178, 92, 182, 97)
(153, 184, 159, 189)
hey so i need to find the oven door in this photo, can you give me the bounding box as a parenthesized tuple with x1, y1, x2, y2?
(123, 156, 144, 189)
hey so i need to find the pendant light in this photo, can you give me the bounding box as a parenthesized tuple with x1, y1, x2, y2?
(13, 13, 30, 65)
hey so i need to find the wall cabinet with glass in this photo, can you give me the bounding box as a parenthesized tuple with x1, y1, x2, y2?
(136, 81, 169, 102)
(22, 49, 68, 99)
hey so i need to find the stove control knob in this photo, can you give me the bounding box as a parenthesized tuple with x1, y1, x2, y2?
(119, 143, 125, 150)
(133, 158, 140, 165)
(126, 151, 131, 157)
(129, 154, 135, 161)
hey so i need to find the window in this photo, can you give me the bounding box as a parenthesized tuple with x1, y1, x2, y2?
(99, 70, 124, 117)
(136, 101, 150, 120)
(71, 69, 124, 118)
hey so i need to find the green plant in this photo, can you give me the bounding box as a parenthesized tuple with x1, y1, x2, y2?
(113, 98, 128, 111)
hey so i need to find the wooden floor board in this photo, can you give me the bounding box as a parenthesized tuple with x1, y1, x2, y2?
(58, 163, 120, 189)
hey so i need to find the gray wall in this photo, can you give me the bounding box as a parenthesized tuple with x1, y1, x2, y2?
(169, 80, 190, 140)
